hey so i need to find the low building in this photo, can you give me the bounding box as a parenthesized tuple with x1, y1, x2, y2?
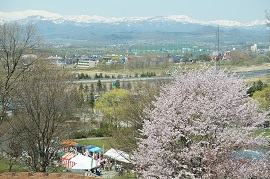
(251, 44, 258, 52)
(77, 60, 98, 67)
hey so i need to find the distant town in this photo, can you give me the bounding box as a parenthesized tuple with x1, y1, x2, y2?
(45, 42, 270, 69)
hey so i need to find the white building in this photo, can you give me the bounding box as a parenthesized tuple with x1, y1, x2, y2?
(77, 60, 97, 67)
(251, 44, 257, 52)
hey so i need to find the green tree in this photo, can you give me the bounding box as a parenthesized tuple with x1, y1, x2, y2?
(199, 54, 210, 61)
(257, 80, 264, 91)
(79, 82, 84, 91)
(122, 81, 125, 89)
(102, 83, 107, 92)
(99, 73, 103, 78)
(94, 89, 132, 130)
(105, 80, 168, 153)
(253, 86, 270, 109)
(89, 92, 95, 109)
(80, 73, 85, 79)
(247, 80, 267, 96)
(127, 81, 132, 91)
(97, 79, 102, 93)
(115, 80, 120, 89)
(84, 84, 89, 93)
(109, 82, 113, 90)
(90, 83, 95, 93)
(247, 86, 255, 97)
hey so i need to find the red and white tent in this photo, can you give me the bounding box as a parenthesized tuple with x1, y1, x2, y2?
(62, 152, 76, 168)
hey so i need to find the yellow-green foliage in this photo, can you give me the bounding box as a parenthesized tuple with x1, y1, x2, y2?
(253, 86, 270, 109)
(94, 89, 132, 126)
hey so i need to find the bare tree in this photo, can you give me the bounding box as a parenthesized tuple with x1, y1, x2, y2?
(4, 61, 77, 172)
(0, 22, 38, 124)
(0, 117, 24, 172)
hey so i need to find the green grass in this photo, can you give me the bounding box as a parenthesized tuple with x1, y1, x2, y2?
(0, 159, 29, 173)
(74, 138, 112, 150)
(254, 129, 270, 137)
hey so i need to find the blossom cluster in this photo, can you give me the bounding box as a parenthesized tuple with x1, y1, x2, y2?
(134, 66, 269, 178)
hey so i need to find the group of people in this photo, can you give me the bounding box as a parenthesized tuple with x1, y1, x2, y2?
(85, 168, 102, 176)
(101, 158, 113, 171)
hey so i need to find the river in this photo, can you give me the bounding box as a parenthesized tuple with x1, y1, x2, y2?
(235, 69, 270, 79)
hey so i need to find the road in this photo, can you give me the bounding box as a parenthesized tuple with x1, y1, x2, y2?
(74, 68, 270, 84)
(74, 76, 174, 83)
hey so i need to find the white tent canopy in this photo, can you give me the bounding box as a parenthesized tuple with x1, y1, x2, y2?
(71, 157, 99, 170)
(104, 148, 131, 163)
(70, 154, 90, 163)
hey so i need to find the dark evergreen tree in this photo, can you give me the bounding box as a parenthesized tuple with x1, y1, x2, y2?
(247, 86, 255, 97)
(115, 80, 121, 89)
(127, 81, 132, 91)
(79, 82, 84, 91)
(109, 83, 113, 90)
(122, 81, 125, 89)
(89, 92, 95, 109)
(84, 84, 89, 93)
(257, 80, 263, 91)
(90, 84, 95, 93)
(80, 73, 85, 79)
(99, 73, 103, 78)
(103, 83, 107, 92)
(247, 80, 266, 97)
(97, 79, 102, 93)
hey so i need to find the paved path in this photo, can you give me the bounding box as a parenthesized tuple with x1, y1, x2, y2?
(101, 170, 118, 178)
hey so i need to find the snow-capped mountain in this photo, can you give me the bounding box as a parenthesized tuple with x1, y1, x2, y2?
(0, 10, 61, 22)
(0, 10, 266, 27)
(0, 10, 268, 43)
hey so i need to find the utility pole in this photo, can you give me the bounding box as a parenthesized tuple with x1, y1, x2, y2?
(217, 26, 220, 56)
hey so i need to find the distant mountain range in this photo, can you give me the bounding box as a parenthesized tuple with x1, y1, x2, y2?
(1, 10, 269, 44)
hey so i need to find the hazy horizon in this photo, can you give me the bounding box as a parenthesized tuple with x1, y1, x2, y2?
(1, 0, 269, 23)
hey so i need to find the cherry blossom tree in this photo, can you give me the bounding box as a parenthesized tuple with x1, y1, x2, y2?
(134, 66, 269, 178)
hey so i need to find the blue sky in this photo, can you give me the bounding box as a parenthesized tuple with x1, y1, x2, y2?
(1, 0, 269, 22)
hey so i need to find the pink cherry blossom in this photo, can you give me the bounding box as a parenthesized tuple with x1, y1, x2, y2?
(134, 66, 269, 178)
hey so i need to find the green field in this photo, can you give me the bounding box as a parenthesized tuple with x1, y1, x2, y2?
(254, 129, 270, 137)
